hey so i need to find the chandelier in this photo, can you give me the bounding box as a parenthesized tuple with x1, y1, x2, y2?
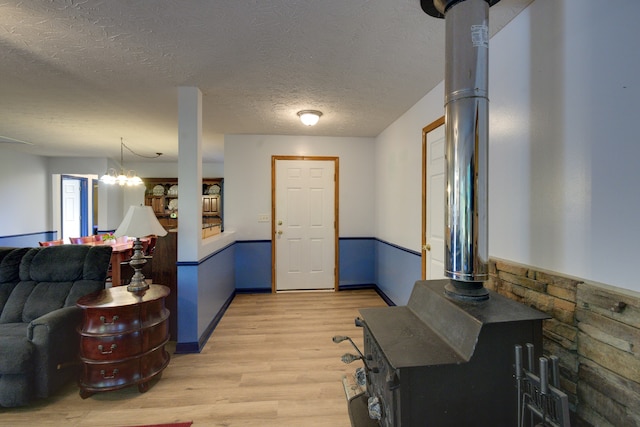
(100, 138, 161, 186)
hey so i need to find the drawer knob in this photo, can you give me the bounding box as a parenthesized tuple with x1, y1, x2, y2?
(98, 344, 117, 354)
(100, 368, 119, 379)
(99, 315, 119, 325)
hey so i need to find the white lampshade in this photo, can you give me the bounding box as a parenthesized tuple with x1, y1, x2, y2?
(114, 205, 168, 238)
(297, 110, 322, 126)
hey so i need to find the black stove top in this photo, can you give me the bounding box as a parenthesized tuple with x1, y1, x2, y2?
(352, 279, 549, 426)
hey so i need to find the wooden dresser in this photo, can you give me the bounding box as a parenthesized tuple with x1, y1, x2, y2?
(76, 285, 170, 398)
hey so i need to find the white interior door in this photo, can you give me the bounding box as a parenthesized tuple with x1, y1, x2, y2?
(275, 159, 336, 291)
(425, 123, 446, 280)
(62, 177, 81, 243)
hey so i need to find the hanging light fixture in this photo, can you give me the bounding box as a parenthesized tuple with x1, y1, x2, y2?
(100, 138, 160, 186)
(297, 110, 323, 126)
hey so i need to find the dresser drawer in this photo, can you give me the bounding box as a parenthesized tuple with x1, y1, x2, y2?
(140, 344, 170, 378)
(80, 332, 142, 361)
(81, 359, 141, 391)
(80, 319, 169, 361)
(82, 305, 140, 334)
(139, 299, 169, 325)
(141, 319, 169, 351)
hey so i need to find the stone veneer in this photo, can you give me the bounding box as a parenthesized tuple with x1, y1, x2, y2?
(486, 258, 640, 427)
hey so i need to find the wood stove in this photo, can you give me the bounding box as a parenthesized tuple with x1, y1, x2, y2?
(337, 1, 550, 425)
(344, 279, 548, 426)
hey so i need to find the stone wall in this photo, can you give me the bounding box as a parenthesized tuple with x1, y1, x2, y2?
(486, 258, 640, 427)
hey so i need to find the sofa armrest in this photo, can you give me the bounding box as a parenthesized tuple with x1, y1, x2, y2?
(27, 306, 83, 398)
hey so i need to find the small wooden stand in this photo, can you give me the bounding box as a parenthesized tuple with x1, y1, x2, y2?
(76, 285, 170, 398)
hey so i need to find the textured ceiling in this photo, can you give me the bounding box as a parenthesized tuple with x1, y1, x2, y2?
(0, 0, 531, 162)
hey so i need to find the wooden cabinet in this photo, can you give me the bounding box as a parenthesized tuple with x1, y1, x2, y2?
(152, 231, 178, 339)
(202, 180, 223, 230)
(76, 285, 171, 398)
(148, 196, 165, 214)
(143, 177, 223, 232)
(202, 195, 220, 216)
(156, 216, 178, 230)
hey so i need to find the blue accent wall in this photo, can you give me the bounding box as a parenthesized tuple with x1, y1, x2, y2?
(0, 231, 57, 247)
(175, 243, 236, 353)
(375, 239, 421, 305)
(339, 238, 375, 287)
(176, 264, 199, 345)
(233, 238, 378, 291)
(235, 240, 271, 291)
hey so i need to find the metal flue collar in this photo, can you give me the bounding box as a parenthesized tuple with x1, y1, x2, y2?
(420, 0, 502, 18)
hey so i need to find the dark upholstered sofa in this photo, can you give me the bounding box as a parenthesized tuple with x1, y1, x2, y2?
(0, 245, 111, 407)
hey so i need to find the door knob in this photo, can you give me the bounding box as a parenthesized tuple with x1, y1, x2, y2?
(277, 220, 283, 225)
(277, 230, 283, 235)
(424, 244, 431, 251)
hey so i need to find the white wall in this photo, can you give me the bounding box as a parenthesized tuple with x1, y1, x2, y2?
(127, 161, 224, 180)
(376, 0, 640, 292)
(47, 156, 127, 231)
(0, 147, 50, 236)
(0, 152, 225, 237)
(375, 82, 445, 251)
(48, 156, 107, 176)
(490, 0, 640, 291)
(0, 150, 223, 233)
(224, 135, 375, 241)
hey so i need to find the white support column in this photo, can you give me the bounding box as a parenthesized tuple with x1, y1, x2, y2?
(177, 86, 203, 262)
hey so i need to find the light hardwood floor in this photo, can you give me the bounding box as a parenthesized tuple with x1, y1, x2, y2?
(0, 289, 386, 427)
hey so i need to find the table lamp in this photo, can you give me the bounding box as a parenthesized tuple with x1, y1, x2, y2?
(114, 205, 168, 292)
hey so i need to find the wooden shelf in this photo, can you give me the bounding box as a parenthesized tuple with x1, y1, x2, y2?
(143, 177, 223, 232)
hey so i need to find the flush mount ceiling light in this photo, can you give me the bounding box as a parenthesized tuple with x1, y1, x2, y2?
(297, 110, 323, 126)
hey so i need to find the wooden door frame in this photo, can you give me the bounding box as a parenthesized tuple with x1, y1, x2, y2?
(421, 116, 445, 280)
(271, 155, 340, 292)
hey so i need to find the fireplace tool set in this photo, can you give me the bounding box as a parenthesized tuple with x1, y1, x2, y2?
(515, 344, 571, 427)
(333, 331, 377, 427)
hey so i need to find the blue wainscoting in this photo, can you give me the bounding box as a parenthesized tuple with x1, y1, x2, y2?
(174, 237, 421, 353)
(175, 243, 236, 354)
(1, 233, 418, 353)
(0, 231, 57, 247)
(234, 240, 272, 292)
(233, 238, 378, 291)
(375, 239, 422, 306)
(339, 237, 375, 288)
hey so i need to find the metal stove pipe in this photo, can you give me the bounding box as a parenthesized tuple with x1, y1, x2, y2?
(422, 0, 499, 301)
